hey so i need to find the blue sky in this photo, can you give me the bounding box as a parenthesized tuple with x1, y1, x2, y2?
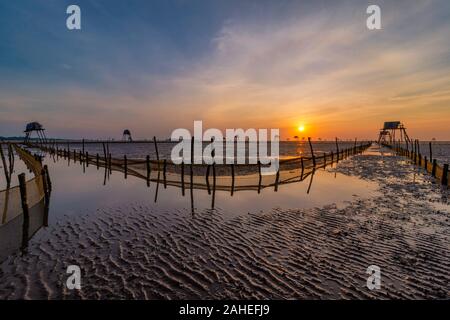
(1, 0, 449, 139)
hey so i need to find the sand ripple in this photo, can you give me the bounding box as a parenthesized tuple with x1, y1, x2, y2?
(0, 149, 449, 299)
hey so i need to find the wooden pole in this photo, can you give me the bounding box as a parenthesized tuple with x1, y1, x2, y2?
(0, 143, 10, 187)
(335, 138, 339, 163)
(432, 159, 437, 177)
(153, 136, 160, 171)
(308, 137, 316, 167)
(8, 143, 14, 174)
(442, 164, 449, 186)
(44, 165, 52, 192)
(102, 142, 107, 163)
(429, 142, 433, 163)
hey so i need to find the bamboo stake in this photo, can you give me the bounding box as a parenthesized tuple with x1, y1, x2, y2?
(442, 164, 449, 186)
(431, 160, 437, 177)
(0, 143, 10, 187)
(335, 138, 339, 163)
(308, 137, 316, 167)
(153, 136, 160, 171)
(429, 142, 433, 163)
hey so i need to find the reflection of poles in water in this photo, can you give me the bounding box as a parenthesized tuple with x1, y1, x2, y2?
(189, 136, 194, 213)
(154, 171, 160, 203)
(211, 163, 216, 209)
(206, 137, 214, 195)
(146, 155, 150, 187)
(108, 153, 112, 178)
(210, 137, 216, 208)
(41, 166, 51, 227)
(163, 160, 167, 189)
(18, 173, 30, 251)
(231, 164, 235, 196)
(300, 157, 304, 180)
(306, 169, 316, 194)
(181, 161, 185, 196)
(257, 160, 262, 194)
(205, 164, 210, 195)
(190, 175, 194, 215)
(274, 169, 280, 192)
(103, 162, 108, 186)
(0, 143, 11, 187)
(2, 188, 10, 224)
(82, 151, 86, 174)
(124, 155, 127, 179)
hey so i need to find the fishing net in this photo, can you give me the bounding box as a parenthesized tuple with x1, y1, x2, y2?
(1, 145, 45, 226)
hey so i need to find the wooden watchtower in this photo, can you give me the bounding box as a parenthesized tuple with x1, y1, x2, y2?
(122, 129, 133, 142)
(24, 122, 47, 144)
(378, 121, 410, 144)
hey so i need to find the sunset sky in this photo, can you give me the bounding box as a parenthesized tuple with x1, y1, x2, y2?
(0, 0, 449, 140)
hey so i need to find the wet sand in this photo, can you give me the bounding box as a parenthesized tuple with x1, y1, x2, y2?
(0, 145, 448, 299)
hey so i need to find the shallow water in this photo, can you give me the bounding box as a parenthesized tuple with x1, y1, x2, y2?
(42, 141, 362, 160)
(40, 151, 379, 223)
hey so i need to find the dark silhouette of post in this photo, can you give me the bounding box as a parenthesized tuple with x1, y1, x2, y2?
(429, 142, 433, 163)
(432, 159, 437, 177)
(308, 137, 316, 167)
(18, 173, 30, 249)
(153, 136, 160, 171)
(442, 164, 449, 186)
(335, 138, 340, 163)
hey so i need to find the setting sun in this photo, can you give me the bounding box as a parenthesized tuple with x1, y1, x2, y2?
(298, 126, 305, 132)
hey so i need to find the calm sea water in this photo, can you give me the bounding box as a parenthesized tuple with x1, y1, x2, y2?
(397, 141, 450, 166)
(45, 141, 364, 160)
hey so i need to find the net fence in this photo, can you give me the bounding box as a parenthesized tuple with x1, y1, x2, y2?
(32, 142, 372, 192)
(1, 145, 45, 225)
